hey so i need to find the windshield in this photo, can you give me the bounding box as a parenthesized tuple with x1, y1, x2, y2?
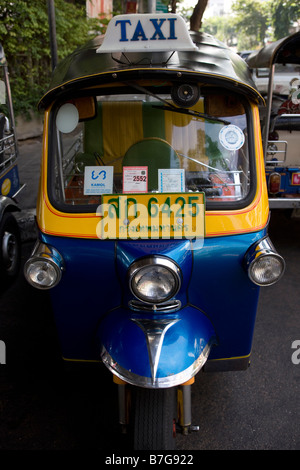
(48, 82, 254, 212)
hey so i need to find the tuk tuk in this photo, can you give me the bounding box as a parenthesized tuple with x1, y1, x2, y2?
(247, 32, 300, 208)
(24, 14, 285, 450)
(0, 44, 23, 286)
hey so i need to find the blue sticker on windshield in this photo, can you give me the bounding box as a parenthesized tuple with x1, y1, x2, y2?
(84, 166, 114, 194)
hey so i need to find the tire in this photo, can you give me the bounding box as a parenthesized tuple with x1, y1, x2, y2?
(0, 212, 21, 286)
(132, 387, 177, 450)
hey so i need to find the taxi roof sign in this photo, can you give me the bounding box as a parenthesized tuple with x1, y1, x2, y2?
(96, 14, 198, 54)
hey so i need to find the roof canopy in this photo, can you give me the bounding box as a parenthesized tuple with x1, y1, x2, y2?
(39, 14, 263, 109)
(247, 31, 300, 69)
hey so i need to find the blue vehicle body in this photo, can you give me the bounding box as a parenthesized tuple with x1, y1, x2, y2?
(266, 167, 300, 195)
(41, 228, 265, 381)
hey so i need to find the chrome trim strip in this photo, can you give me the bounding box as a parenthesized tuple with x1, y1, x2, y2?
(12, 183, 26, 199)
(269, 198, 300, 209)
(128, 299, 181, 312)
(100, 340, 213, 389)
(27, 241, 65, 267)
(131, 318, 180, 384)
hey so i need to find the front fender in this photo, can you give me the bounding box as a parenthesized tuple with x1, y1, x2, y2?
(97, 306, 216, 388)
(0, 196, 19, 219)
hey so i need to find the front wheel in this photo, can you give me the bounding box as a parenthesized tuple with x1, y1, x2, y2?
(132, 387, 177, 450)
(0, 212, 21, 287)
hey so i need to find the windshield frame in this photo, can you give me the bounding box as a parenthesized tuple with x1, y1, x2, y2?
(46, 83, 257, 214)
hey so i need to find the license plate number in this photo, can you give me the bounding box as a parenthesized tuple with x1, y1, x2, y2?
(98, 193, 205, 239)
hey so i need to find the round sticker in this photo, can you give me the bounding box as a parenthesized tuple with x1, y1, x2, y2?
(219, 125, 245, 151)
(56, 103, 79, 133)
(1, 178, 11, 196)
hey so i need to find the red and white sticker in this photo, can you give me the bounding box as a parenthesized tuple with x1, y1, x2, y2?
(123, 166, 148, 193)
(291, 173, 300, 185)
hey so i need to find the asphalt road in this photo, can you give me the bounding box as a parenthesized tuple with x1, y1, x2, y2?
(0, 137, 299, 451)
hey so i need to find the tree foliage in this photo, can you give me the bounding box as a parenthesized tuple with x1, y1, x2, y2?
(0, 0, 104, 116)
(271, 0, 300, 40)
(1, 0, 299, 116)
(202, 16, 236, 47)
(231, 0, 270, 50)
(205, 0, 300, 51)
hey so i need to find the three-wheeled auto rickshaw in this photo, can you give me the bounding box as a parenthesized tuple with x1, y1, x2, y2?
(24, 14, 285, 450)
(247, 32, 300, 209)
(0, 44, 23, 286)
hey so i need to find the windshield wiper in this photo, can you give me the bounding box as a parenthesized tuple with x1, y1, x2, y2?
(126, 81, 230, 125)
(155, 104, 231, 125)
(126, 81, 174, 108)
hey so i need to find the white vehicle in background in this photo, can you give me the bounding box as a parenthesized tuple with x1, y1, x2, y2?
(239, 49, 300, 98)
(252, 63, 300, 97)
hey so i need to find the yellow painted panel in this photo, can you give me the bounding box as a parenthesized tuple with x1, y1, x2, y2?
(37, 104, 269, 239)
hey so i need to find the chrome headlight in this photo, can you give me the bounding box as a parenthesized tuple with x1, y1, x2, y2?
(24, 242, 64, 289)
(128, 257, 181, 304)
(245, 237, 285, 286)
